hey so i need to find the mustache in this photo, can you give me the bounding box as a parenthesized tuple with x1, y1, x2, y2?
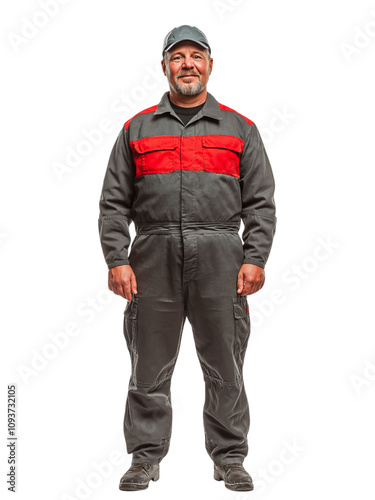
(177, 72, 200, 77)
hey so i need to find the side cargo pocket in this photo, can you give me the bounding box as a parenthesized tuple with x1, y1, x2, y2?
(232, 296, 251, 367)
(123, 294, 139, 386)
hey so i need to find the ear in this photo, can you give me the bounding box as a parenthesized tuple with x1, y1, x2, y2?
(161, 59, 167, 76)
(209, 57, 213, 74)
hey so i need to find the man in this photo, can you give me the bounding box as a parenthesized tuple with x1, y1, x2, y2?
(98, 25, 277, 492)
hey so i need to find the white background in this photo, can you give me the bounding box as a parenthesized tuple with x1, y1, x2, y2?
(1, 0, 375, 498)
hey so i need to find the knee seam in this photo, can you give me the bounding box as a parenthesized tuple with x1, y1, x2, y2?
(134, 373, 174, 388)
(203, 373, 244, 387)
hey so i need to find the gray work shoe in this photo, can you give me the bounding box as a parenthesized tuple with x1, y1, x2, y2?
(214, 463, 254, 491)
(119, 462, 160, 491)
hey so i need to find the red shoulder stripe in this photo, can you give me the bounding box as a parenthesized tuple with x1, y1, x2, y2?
(124, 105, 158, 130)
(218, 103, 253, 126)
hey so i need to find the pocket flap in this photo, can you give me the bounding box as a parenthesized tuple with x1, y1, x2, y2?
(202, 135, 244, 153)
(232, 296, 249, 319)
(132, 136, 178, 154)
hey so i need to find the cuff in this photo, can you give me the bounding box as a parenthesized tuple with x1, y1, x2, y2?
(242, 258, 265, 269)
(108, 260, 129, 270)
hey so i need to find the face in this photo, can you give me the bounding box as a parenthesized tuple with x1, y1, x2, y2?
(162, 41, 213, 96)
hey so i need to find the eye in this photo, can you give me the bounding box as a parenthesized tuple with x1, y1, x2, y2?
(193, 55, 202, 59)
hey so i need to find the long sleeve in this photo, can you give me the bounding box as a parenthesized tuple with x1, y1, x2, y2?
(98, 125, 135, 269)
(239, 122, 277, 268)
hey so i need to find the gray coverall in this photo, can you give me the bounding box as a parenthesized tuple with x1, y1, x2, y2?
(98, 91, 276, 466)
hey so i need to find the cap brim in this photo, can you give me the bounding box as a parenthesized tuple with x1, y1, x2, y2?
(163, 38, 210, 55)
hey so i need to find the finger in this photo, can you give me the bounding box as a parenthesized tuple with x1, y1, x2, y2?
(247, 282, 257, 295)
(256, 276, 265, 292)
(239, 280, 249, 296)
(248, 279, 263, 295)
(130, 273, 138, 295)
(237, 274, 244, 294)
(111, 279, 122, 298)
(122, 282, 131, 302)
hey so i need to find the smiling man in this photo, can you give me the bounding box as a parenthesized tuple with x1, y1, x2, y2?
(98, 25, 277, 492)
(162, 40, 212, 100)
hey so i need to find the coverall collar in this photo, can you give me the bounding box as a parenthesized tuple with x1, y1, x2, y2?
(154, 91, 223, 122)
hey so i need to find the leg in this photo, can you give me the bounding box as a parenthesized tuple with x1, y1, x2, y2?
(123, 233, 186, 464)
(186, 233, 251, 466)
(123, 293, 186, 464)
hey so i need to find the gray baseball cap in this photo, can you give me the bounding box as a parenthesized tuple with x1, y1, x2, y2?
(162, 25, 211, 56)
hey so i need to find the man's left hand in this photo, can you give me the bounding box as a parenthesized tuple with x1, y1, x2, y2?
(237, 264, 265, 296)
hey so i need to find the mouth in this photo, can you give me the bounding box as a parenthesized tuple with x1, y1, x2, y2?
(179, 74, 199, 78)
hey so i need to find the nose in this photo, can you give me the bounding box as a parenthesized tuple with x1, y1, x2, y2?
(182, 56, 194, 69)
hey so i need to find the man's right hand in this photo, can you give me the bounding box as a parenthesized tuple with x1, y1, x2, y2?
(108, 265, 138, 302)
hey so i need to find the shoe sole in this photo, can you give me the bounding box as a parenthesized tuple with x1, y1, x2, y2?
(214, 469, 254, 491)
(119, 471, 159, 491)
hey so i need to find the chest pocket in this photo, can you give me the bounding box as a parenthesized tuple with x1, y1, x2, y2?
(130, 136, 179, 176)
(201, 135, 244, 178)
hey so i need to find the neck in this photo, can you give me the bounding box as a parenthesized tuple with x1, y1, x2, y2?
(168, 88, 207, 107)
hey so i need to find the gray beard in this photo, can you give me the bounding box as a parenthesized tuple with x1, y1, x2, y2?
(171, 78, 206, 96)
